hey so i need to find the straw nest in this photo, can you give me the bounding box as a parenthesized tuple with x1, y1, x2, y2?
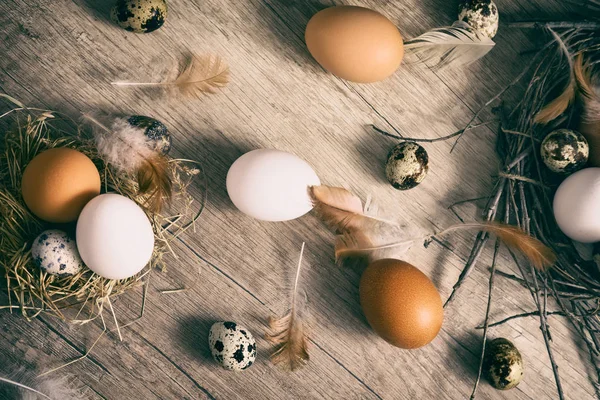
(0, 94, 204, 325)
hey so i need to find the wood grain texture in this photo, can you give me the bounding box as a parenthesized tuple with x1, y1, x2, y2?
(0, 0, 595, 399)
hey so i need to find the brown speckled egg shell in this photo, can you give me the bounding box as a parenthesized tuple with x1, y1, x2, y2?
(458, 0, 499, 39)
(111, 0, 167, 33)
(540, 129, 589, 174)
(385, 142, 429, 190)
(360, 259, 444, 349)
(484, 338, 524, 390)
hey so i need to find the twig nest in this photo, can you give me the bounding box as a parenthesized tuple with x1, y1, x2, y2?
(385, 142, 429, 190)
(126, 115, 171, 154)
(111, 0, 167, 33)
(541, 129, 589, 174)
(32, 230, 84, 276)
(484, 338, 524, 390)
(458, 0, 499, 39)
(209, 322, 257, 371)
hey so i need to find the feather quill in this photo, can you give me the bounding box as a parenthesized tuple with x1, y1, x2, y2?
(404, 21, 495, 69)
(534, 30, 576, 124)
(86, 115, 172, 213)
(111, 54, 229, 98)
(266, 242, 310, 371)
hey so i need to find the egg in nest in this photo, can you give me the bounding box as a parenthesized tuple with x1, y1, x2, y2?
(127, 115, 171, 154)
(458, 0, 499, 39)
(32, 230, 84, 276)
(385, 142, 429, 190)
(208, 322, 256, 371)
(111, 0, 167, 33)
(541, 129, 589, 174)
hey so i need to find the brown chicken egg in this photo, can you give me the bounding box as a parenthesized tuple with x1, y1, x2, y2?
(359, 259, 444, 349)
(305, 6, 404, 83)
(21, 148, 101, 223)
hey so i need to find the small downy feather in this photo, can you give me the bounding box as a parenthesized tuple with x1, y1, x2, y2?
(310, 185, 412, 262)
(111, 54, 229, 98)
(404, 21, 495, 69)
(87, 115, 172, 213)
(0, 369, 84, 400)
(534, 30, 576, 124)
(266, 242, 309, 371)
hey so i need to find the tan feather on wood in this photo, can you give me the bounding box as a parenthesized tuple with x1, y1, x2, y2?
(112, 54, 229, 98)
(309, 185, 395, 232)
(310, 185, 412, 262)
(266, 243, 309, 371)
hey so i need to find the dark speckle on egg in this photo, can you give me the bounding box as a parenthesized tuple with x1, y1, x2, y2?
(111, 0, 168, 34)
(223, 321, 237, 330)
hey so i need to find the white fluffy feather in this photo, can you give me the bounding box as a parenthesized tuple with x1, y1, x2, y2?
(404, 21, 495, 69)
(91, 116, 155, 173)
(0, 369, 84, 400)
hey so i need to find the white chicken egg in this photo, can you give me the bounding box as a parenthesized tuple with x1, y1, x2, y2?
(226, 149, 321, 221)
(76, 193, 154, 280)
(553, 168, 600, 243)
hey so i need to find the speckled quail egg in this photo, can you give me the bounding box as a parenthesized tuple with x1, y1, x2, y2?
(541, 129, 589, 174)
(385, 142, 429, 190)
(208, 322, 256, 371)
(458, 0, 499, 39)
(484, 338, 524, 390)
(127, 115, 171, 154)
(32, 230, 84, 276)
(111, 0, 167, 33)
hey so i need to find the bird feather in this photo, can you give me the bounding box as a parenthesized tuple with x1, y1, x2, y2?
(265, 243, 310, 371)
(310, 185, 412, 262)
(404, 21, 495, 69)
(87, 115, 172, 213)
(534, 29, 577, 124)
(111, 54, 229, 98)
(435, 222, 556, 270)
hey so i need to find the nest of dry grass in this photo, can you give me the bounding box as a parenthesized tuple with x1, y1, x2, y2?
(0, 94, 204, 326)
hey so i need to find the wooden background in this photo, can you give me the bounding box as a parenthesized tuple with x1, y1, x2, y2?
(0, 0, 596, 399)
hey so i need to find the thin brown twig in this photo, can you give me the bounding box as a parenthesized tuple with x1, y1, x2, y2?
(471, 239, 500, 399)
